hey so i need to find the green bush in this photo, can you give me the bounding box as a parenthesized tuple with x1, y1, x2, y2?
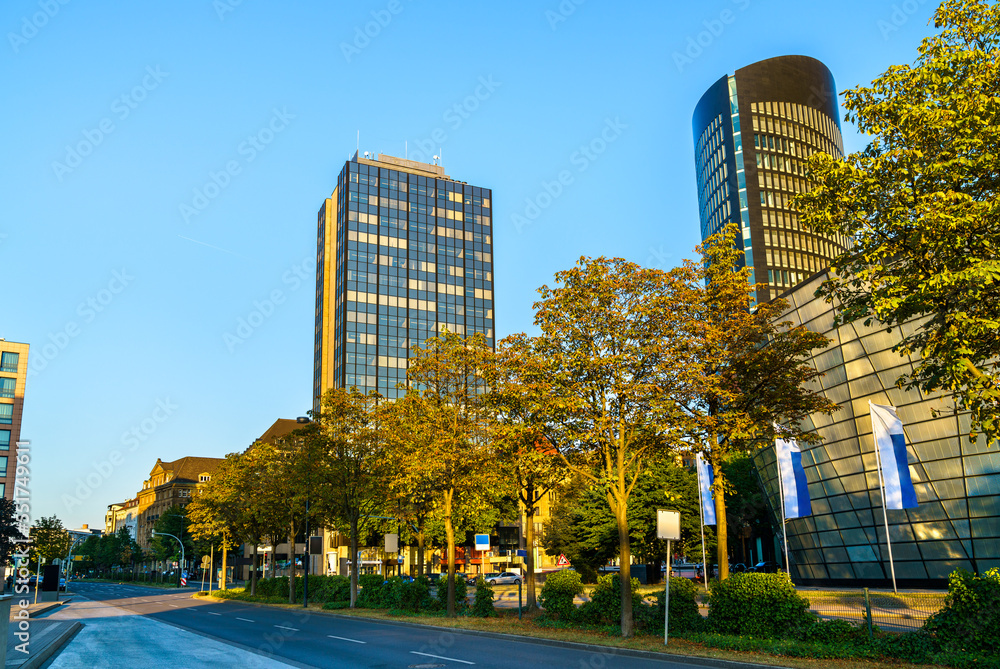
(435, 573, 468, 609)
(471, 577, 496, 617)
(401, 577, 433, 612)
(356, 574, 388, 608)
(643, 577, 704, 634)
(801, 618, 867, 644)
(539, 569, 583, 619)
(924, 567, 1000, 655)
(576, 573, 642, 625)
(707, 572, 815, 638)
(313, 575, 351, 603)
(322, 600, 350, 610)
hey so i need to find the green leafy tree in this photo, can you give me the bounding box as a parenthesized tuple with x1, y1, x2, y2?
(486, 332, 567, 608)
(673, 225, 838, 581)
(518, 257, 691, 637)
(28, 515, 71, 568)
(306, 387, 392, 608)
(796, 0, 1000, 443)
(391, 330, 512, 618)
(151, 506, 194, 567)
(0, 499, 26, 571)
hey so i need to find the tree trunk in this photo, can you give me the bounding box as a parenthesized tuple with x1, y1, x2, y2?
(525, 491, 537, 609)
(250, 543, 258, 596)
(615, 501, 634, 637)
(444, 490, 456, 618)
(713, 460, 729, 581)
(349, 517, 359, 608)
(288, 523, 296, 605)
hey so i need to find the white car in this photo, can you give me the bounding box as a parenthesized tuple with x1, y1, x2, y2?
(487, 572, 522, 586)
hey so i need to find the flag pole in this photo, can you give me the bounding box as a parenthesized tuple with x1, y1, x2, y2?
(697, 458, 709, 592)
(870, 401, 898, 593)
(776, 449, 789, 574)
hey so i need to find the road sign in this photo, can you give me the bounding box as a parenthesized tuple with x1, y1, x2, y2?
(557, 554, 570, 566)
(180, 577, 187, 586)
(201, 555, 212, 568)
(656, 510, 681, 540)
(384, 533, 398, 553)
(474, 534, 489, 551)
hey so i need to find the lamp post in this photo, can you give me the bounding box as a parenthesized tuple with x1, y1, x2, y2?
(151, 530, 185, 587)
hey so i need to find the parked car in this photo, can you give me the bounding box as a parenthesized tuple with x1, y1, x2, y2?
(486, 572, 522, 586)
(465, 573, 481, 585)
(751, 561, 779, 573)
(59, 577, 67, 591)
(425, 572, 442, 583)
(730, 563, 748, 574)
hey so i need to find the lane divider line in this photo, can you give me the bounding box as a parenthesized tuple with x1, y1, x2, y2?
(410, 651, 475, 665)
(208, 612, 222, 616)
(236, 617, 255, 623)
(275, 625, 299, 632)
(327, 635, 365, 644)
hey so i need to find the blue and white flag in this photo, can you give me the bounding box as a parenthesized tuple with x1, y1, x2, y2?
(870, 402, 918, 509)
(776, 433, 811, 519)
(696, 453, 717, 525)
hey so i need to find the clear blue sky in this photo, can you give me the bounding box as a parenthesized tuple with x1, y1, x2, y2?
(0, 0, 938, 530)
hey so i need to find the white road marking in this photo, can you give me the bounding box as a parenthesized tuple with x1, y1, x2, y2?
(410, 651, 475, 665)
(208, 612, 222, 616)
(236, 617, 255, 623)
(274, 625, 299, 632)
(327, 635, 365, 644)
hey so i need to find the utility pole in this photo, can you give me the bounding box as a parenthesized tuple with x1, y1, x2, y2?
(221, 529, 229, 590)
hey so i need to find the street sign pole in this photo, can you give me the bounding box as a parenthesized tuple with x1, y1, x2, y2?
(656, 510, 681, 647)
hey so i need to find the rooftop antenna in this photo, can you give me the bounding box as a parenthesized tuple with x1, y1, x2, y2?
(356, 130, 360, 154)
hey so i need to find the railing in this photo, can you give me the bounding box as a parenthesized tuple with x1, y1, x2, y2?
(805, 588, 946, 633)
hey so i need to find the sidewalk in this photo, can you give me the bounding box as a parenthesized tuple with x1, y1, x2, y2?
(5, 618, 81, 669)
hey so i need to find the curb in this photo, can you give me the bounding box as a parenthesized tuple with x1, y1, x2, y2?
(193, 594, 791, 669)
(20, 621, 81, 669)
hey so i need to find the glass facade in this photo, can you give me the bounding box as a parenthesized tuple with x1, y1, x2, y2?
(693, 56, 850, 304)
(753, 272, 1000, 586)
(314, 154, 494, 404)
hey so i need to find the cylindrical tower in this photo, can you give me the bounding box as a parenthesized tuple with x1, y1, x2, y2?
(693, 55, 850, 304)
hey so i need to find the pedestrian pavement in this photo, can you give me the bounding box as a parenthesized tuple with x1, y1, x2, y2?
(40, 589, 300, 668)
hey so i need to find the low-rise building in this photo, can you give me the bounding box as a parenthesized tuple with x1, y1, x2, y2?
(134, 457, 224, 550)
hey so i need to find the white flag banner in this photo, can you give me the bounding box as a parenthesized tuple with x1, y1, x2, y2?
(870, 402, 918, 510)
(696, 453, 717, 525)
(776, 434, 812, 519)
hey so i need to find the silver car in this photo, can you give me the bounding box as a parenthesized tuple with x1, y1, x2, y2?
(487, 571, 522, 586)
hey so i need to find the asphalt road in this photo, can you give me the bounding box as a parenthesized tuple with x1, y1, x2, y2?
(65, 582, 712, 669)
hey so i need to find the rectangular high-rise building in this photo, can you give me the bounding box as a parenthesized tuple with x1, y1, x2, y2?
(0, 340, 28, 501)
(314, 153, 494, 405)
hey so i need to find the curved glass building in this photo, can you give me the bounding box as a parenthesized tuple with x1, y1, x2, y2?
(693, 55, 852, 304)
(753, 272, 1000, 587)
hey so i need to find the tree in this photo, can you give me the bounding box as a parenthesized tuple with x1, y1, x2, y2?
(393, 330, 510, 618)
(672, 225, 838, 581)
(487, 332, 567, 608)
(307, 387, 392, 608)
(518, 257, 691, 637)
(795, 0, 1000, 443)
(0, 499, 26, 571)
(29, 515, 71, 568)
(151, 505, 194, 569)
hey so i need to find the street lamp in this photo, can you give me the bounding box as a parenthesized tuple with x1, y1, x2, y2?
(151, 530, 185, 587)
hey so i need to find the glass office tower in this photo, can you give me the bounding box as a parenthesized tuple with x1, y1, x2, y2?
(313, 153, 494, 406)
(753, 273, 1000, 587)
(693, 55, 852, 304)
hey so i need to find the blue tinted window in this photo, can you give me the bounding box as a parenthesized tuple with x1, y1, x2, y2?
(0, 378, 13, 398)
(0, 353, 17, 373)
(0, 430, 9, 450)
(0, 404, 11, 424)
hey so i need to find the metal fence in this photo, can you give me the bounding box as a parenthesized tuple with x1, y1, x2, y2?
(804, 589, 946, 633)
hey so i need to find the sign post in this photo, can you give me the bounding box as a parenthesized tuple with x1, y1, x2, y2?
(656, 510, 681, 646)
